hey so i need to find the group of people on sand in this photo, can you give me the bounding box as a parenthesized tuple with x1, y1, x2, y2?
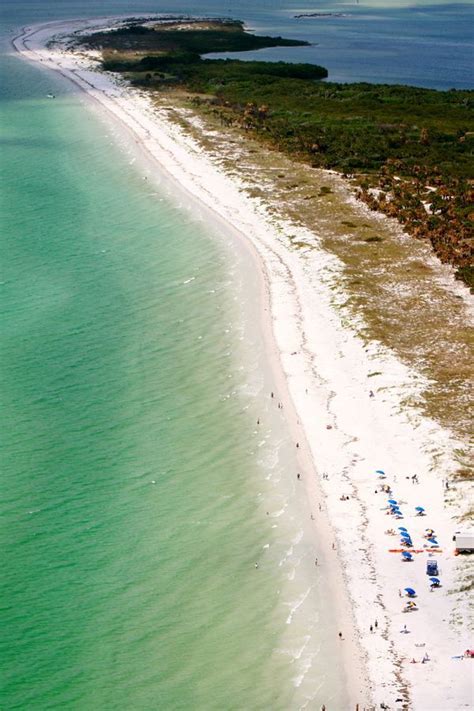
(411, 652, 430, 664)
(256, 392, 284, 427)
(269, 391, 283, 409)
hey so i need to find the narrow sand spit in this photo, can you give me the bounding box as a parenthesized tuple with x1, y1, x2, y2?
(13, 18, 473, 710)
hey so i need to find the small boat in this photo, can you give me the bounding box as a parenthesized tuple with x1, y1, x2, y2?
(46, 93, 56, 99)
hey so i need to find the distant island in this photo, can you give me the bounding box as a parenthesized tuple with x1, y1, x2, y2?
(294, 13, 347, 19)
(77, 18, 473, 287)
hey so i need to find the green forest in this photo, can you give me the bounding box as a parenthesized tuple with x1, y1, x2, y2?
(80, 20, 474, 287)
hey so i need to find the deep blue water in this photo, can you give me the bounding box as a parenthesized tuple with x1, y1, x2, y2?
(1, 1, 473, 88)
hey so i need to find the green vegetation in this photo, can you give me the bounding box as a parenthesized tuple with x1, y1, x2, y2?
(80, 19, 473, 287)
(102, 55, 328, 83)
(84, 19, 311, 56)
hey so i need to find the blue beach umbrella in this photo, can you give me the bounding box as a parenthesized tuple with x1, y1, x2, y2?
(376, 470, 385, 475)
(388, 499, 398, 505)
(400, 531, 411, 538)
(415, 506, 425, 512)
(429, 577, 440, 584)
(398, 527, 408, 532)
(404, 588, 416, 596)
(402, 551, 413, 560)
(428, 537, 438, 544)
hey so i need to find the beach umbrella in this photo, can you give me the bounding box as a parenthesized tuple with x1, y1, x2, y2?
(402, 551, 413, 560)
(400, 531, 411, 538)
(429, 577, 440, 584)
(415, 506, 425, 512)
(388, 499, 398, 505)
(376, 470, 385, 475)
(427, 537, 438, 544)
(404, 588, 416, 596)
(398, 527, 408, 531)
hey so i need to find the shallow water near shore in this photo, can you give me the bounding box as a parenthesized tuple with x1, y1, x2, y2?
(0, 13, 352, 711)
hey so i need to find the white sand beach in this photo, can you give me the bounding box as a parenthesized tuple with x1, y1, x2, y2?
(13, 18, 473, 710)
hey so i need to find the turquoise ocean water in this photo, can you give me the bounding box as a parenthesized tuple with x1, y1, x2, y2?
(0, 2, 471, 709)
(0, 48, 318, 711)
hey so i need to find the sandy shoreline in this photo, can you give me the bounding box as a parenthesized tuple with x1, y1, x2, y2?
(13, 18, 473, 710)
